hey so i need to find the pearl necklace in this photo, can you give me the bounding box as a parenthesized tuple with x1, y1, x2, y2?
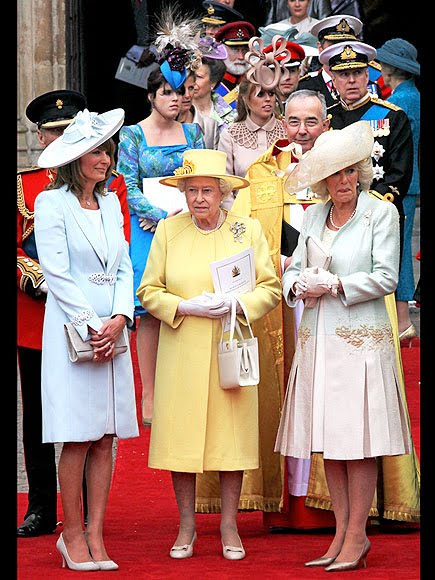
(329, 204, 356, 230)
(192, 209, 225, 234)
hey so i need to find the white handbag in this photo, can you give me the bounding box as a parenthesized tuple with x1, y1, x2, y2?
(217, 296, 259, 390)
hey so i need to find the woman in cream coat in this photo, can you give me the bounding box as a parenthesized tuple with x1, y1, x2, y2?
(137, 149, 281, 560)
(35, 108, 138, 572)
(275, 122, 412, 572)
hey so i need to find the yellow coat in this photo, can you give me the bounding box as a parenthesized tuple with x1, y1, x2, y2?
(137, 210, 281, 473)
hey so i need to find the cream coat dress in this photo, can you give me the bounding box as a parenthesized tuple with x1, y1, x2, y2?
(275, 192, 412, 460)
(137, 210, 281, 473)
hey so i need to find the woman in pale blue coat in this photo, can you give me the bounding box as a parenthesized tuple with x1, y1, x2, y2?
(275, 122, 412, 571)
(35, 109, 139, 572)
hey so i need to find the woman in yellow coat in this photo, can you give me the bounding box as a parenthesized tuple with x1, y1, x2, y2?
(137, 148, 281, 560)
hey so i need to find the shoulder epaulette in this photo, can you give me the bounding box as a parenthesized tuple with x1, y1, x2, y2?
(111, 169, 119, 177)
(326, 101, 341, 112)
(299, 71, 318, 81)
(369, 60, 382, 71)
(17, 166, 40, 175)
(368, 189, 394, 202)
(369, 95, 402, 111)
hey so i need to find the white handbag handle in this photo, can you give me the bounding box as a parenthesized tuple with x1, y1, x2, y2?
(221, 296, 255, 343)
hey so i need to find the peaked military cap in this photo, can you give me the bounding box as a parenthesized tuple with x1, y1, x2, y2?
(319, 41, 377, 71)
(310, 15, 362, 42)
(201, 1, 244, 26)
(26, 89, 87, 129)
(214, 20, 256, 45)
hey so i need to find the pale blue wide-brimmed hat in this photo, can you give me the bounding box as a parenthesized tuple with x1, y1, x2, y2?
(376, 38, 420, 76)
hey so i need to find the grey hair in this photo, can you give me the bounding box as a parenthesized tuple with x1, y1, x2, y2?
(176, 176, 233, 201)
(311, 157, 374, 200)
(284, 89, 328, 121)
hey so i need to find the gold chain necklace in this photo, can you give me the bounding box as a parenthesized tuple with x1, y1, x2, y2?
(191, 209, 225, 234)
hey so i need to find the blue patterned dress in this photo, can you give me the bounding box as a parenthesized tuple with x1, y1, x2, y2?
(117, 123, 205, 314)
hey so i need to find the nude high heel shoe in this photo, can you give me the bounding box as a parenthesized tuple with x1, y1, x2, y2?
(325, 539, 371, 572)
(305, 555, 337, 567)
(170, 531, 197, 559)
(56, 533, 99, 571)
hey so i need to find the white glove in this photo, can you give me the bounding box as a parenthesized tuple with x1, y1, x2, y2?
(202, 292, 243, 314)
(138, 217, 156, 232)
(38, 280, 49, 294)
(300, 267, 339, 298)
(177, 294, 230, 318)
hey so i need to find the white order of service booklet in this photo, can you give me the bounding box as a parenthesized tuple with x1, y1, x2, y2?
(210, 247, 255, 332)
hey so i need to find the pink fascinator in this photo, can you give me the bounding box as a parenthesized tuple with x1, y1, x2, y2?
(245, 35, 294, 90)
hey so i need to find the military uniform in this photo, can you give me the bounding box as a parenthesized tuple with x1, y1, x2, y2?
(328, 93, 412, 253)
(298, 61, 383, 106)
(214, 20, 256, 109)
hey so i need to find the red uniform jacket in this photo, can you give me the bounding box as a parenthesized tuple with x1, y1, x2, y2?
(17, 168, 130, 350)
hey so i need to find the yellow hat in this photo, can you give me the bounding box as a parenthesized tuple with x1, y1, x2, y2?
(160, 149, 249, 190)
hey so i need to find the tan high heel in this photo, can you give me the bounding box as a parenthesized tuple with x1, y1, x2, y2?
(170, 531, 197, 559)
(399, 324, 417, 346)
(325, 539, 371, 572)
(305, 555, 337, 567)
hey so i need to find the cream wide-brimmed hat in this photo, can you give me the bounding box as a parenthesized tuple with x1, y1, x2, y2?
(38, 108, 125, 169)
(284, 121, 374, 194)
(159, 149, 250, 190)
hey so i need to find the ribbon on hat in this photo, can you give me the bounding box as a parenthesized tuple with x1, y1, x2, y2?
(273, 142, 303, 179)
(245, 35, 292, 90)
(62, 109, 104, 144)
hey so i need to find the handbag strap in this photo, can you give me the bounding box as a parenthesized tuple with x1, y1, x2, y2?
(221, 295, 255, 342)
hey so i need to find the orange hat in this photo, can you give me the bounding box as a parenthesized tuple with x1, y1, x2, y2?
(264, 41, 305, 67)
(214, 20, 256, 45)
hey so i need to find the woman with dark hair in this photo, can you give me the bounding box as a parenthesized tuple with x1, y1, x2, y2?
(193, 56, 238, 134)
(117, 66, 205, 427)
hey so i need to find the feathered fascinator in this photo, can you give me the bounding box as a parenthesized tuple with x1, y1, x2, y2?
(154, 5, 202, 90)
(245, 35, 294, 90)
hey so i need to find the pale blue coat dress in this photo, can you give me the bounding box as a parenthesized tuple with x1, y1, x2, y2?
(34, 185, 139, 443)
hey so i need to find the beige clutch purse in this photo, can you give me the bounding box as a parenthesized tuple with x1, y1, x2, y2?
(64, 316, 128, 363)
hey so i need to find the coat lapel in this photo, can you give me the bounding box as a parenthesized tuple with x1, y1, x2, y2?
(61, 186, 107, 267)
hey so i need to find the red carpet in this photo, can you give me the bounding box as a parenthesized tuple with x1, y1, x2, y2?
(17, 339, 420, 579)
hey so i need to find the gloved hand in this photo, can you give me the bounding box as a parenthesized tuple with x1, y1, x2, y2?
(202, 292, 243, 314)
(138, 217, 156, 232)
(300, 267, 339, 298)
(177, 294, 230, 318)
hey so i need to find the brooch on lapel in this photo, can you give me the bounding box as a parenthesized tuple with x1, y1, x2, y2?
(229, 221, 246, 243)
(364, 210, 372, 226)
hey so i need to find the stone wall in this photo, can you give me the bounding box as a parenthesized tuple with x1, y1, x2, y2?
(17, 0, 67, 169)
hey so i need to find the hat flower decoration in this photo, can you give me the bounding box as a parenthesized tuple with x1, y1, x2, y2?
(197, 35, 228, 60)
(154, 6, 202, 90)
(245, 35, 292, 90)
(62, 109, 105, 143)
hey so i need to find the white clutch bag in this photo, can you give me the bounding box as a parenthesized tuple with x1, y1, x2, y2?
(64, 316, 128, 363)
(303, 235, 332, 308)
(217, 296, 259, 390)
